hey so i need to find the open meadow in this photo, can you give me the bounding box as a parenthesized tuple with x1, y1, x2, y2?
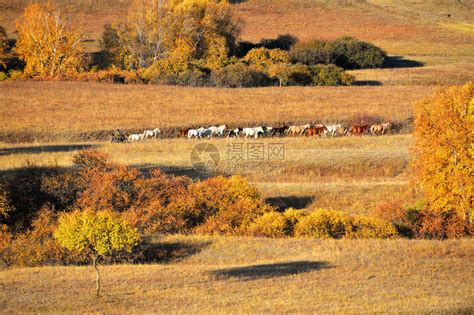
(1, 0, 473, 313)
(1, 235, 473, 313)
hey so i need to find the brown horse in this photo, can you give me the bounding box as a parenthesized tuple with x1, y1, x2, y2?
(306, 126, 327, 137)
(350, 125, 370, 136)
(177, 128, 190, 138)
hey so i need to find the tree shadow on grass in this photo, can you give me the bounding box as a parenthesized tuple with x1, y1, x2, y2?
(137, 239, 213, 264)
(212, 261, 332, 281)
(383, 56, 424, 68)
(266, 195, 314, 210)
(0, 144, 96, 156)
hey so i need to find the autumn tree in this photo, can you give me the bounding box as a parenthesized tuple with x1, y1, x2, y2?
(411, 81, 473, 237)
(119, 0, 239, 70)
(0, 26, 7, 70)
(54, 209, 140, 297)
(14, 2, 85, 77)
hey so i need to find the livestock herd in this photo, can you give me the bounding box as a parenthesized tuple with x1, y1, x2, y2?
(112, 123, 392, 142)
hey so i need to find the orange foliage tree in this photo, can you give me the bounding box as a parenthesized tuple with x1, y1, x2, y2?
(14, 2, 85, 77)
(0, 25, 7, 70)
(411, 81, 473, 238)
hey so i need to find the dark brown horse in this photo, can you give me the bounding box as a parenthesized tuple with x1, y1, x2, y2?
(306, 126, 327, 137)
(271, 126, 289, 137)
(177, 128, 190, 138)
(350, 125, 370, 136)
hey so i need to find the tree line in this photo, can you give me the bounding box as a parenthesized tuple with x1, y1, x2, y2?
(0, 0, 388, 87)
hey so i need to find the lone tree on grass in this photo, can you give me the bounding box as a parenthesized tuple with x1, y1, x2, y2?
(54, 208, 140, 297)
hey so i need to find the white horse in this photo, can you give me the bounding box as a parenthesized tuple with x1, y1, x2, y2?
(324, 124, 342, 137)
(216, 125, 226, 137)
(188, 129, 200, 139)
(143, 128, 161, 139)
(228, 127, 242, 138)
(243, 127, 265, 139)
(128, 133, 143, 142)
(197, 127, 212, 139)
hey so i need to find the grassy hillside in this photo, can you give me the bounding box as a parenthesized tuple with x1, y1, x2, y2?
(1, 235, 473, 313)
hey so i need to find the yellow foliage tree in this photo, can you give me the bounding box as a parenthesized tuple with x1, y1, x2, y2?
(14, 2, 85, 77)
(411, 81, 473, 236)
(0, 26, 7, 70)
(54, 209, 140, 297)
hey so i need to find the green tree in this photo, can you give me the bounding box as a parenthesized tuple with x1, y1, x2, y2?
(411, 81, 473, 237)
(54, 209, 140, 297)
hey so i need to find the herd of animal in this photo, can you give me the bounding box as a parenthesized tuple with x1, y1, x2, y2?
(113, 123, 392, 142)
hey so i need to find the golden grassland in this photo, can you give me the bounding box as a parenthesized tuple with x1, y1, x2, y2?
(0, 135, 412, 214)
(0, 81, 428, 138)
(1, 235, 473, 313)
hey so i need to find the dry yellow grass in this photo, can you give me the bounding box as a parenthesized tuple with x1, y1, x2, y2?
(1, 235, 473, 313)
(0, 81, 427, 140)
(0, 135, 412, 214)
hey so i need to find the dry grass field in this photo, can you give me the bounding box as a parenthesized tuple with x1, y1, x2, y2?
(1, 1, 473, 312)
(1, 235, 473, 313)
(0, 135, 412, 215)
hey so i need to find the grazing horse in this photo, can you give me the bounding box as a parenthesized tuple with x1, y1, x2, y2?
(187, 129, 200, 139)
(143, 128, 161, 139)
(350, 125, 370, 136)
(197, 127, 212, 139)
(271, 126, 289, 137)
(177, 128, 190, 138)
(242, 127, 265, 139)
(128, 133, 144, 142)
(370, 124, 384, 135)
(381, 122, 391, 134)
(288, 124, 310, 136)
(306, 126, 327, 137)
(228, 127, 243, 138)
(324, 124, 343, 137)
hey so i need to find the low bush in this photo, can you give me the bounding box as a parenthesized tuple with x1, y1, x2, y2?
(311, 64, 353, 86)
(294, 208, 349, 239)
(246, 211, 291, 238)
(290, 37, 386, 69)
(346, 215, 398, 239)
(211, 63, 271, 88)
(243, 47, 290, 66)
(332, 37, 386, 69)
(0, 71, 7, 81)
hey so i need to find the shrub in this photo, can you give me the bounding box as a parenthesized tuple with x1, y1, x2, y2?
(0, 71, 7, 81)
(346, 215, 398, 239)
(331, 37, 386, 69)
(193, 175, 275, 235)
(290, 40, 333, 65)
(310, 64, 353, 86)
(289, 37, 386, 69)
(7, 206, 83, 267)
(211, 63, 271, 88)
(246, 211, 290, 238)
(243, 47, 290, 66)
(294, 208, 349, 239)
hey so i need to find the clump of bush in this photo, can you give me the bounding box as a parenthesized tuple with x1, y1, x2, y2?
(294, 208, 349, 239)
(345, 215, 398, 239)
(373, 200, 472, 239)
(246, 207, 307, 237)
(211, 63, 271, 88)
(290, 37, 386, 69)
